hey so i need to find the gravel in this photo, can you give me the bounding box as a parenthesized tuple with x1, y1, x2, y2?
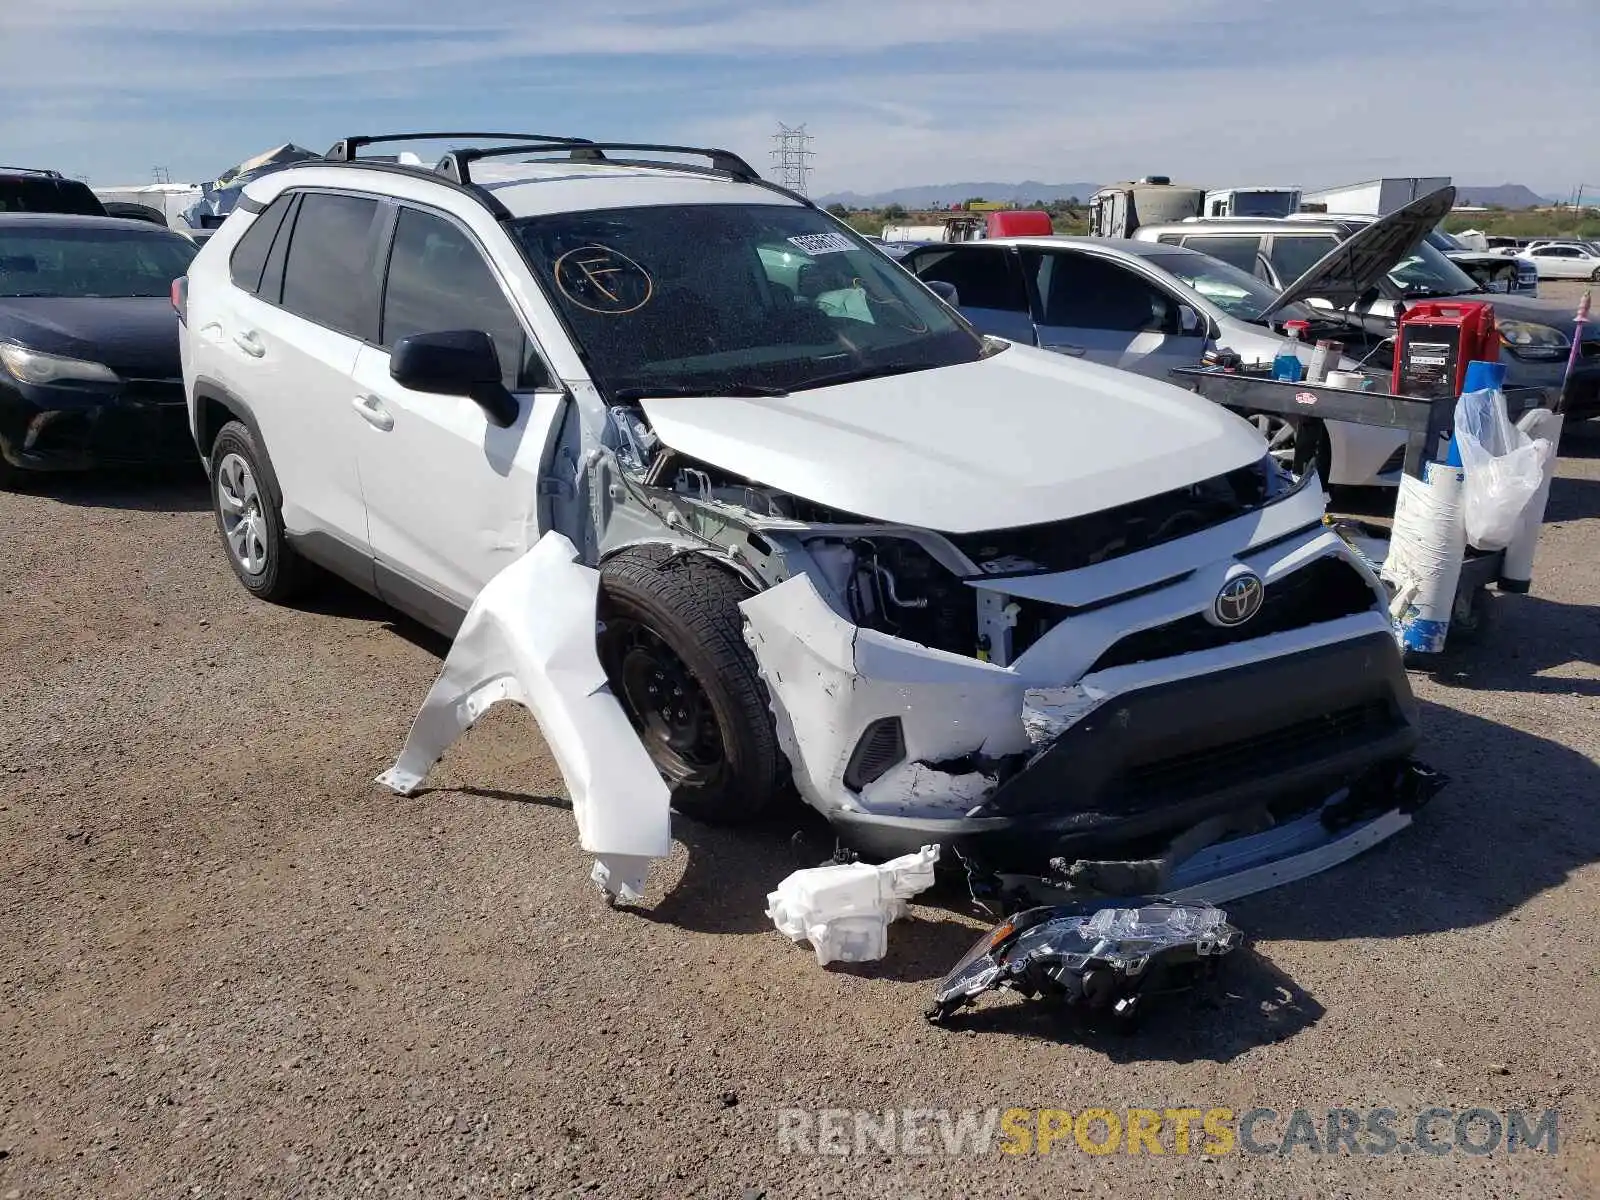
(1, 414, 1597, 1198)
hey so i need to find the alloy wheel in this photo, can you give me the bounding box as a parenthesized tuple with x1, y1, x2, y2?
(216, 452, 269, 576)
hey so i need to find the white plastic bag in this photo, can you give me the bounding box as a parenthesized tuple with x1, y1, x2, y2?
(1453, 388, 1552, 551)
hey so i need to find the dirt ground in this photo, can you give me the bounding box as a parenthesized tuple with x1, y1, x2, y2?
(2, 367, 1597, 1197)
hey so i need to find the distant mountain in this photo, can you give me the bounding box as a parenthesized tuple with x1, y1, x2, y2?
(1455, 183, 1552, 209)
(817, 180, 1103, 210)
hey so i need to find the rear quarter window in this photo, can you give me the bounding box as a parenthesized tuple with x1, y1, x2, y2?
(277, 193, 384, 339)
(228, 194, 295, 293)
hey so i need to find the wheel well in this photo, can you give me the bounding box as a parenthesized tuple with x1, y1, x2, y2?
(599, 539, 767, 595)
(190, 388, 284, 507)
(194, 393, 235, 459)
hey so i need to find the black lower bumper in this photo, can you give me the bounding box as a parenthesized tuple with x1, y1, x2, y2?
(828, 631, 1419, 871)
(1561, 362, 1600, 421)
(0, 383, 195, 474)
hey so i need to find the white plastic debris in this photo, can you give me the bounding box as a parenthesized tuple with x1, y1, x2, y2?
(376, 532, 672, 903)
(766, 845, 941, 965)
(1380, 462, 1466, 655)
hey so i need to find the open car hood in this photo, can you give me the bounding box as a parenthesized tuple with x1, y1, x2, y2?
(1264, 186, 1457, 318)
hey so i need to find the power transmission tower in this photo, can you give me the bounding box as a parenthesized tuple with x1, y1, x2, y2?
(770, 124, 815, 195)
(152, 166, 171, 184)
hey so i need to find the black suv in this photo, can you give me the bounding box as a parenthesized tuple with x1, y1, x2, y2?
(0, 168, 107, 217)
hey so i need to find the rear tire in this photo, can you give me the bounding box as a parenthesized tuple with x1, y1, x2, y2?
(209, 420, 307, 603)
(598, 546, 786, 823)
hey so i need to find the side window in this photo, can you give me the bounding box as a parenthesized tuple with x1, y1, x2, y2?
(228, 194, 294, 293)
(381, 207, 548, 391)
(279, 193, 383, 340)
(1182, 235, 1264, 277)
(1267, 235, 1339, 286)
(1029, 251, 1178, 333)
(907, 248, 1025, 311)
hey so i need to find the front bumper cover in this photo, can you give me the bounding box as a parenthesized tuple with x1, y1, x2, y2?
(0, 381, 194, 472)
(742, 571, 1421, 884)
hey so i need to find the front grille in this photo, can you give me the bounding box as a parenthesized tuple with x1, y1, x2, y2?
(947, 459, 1282, 577)
(1123, 700, 1393, 801)
(1088, 556, 1376, 673)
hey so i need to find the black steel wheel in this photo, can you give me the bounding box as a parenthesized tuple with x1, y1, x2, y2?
(598, 547, 786, 822)
(606, 618, 726, 790)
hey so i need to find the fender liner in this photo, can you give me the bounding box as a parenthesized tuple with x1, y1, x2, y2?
(190, 378, 285, 508)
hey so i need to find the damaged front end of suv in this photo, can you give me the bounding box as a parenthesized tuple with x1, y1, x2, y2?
(384, 348, 1430, 904)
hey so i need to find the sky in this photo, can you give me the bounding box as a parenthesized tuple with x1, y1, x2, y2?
(1, 0, 1595, 197)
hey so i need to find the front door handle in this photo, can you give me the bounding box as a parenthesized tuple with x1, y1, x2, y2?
(1041, 342, 1087, 357)
(352, 394, 394, 431)
(232, 330, 266, 358)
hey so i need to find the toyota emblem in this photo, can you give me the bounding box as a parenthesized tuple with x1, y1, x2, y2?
(1213, 572, 1265, 626)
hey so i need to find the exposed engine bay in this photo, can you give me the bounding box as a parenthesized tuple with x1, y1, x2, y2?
(603, 404, 1298, 669)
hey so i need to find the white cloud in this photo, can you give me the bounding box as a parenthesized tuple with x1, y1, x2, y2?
(1, 0, 1593, 193)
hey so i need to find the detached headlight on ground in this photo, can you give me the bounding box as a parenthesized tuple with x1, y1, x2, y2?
(1498, 320, 1571, 362)
(0, 341, 120, 385)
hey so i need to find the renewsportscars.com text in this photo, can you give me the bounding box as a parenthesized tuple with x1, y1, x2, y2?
(777, 1106, 1560, 1158)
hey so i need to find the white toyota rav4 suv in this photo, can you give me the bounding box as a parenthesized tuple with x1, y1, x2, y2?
(178, 133, 1425, 899)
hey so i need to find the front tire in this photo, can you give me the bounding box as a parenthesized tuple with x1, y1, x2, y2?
(598, 547, 786, 823)
(209, 420, 307, 603)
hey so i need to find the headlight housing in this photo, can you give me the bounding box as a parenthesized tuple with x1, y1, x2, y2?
(0, 341, 120, 385)
(1499, 320, 1570, 362)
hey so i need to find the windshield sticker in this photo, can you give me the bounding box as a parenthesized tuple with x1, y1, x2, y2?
(554, 245, 654, 315)
(788, 232, 857, 257)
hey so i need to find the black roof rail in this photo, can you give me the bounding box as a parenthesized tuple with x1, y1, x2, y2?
(323, 132, 593, 162)
(297, 156, 512, 221)
(439, 141, 761, 186)
(0, 166, 67, 178)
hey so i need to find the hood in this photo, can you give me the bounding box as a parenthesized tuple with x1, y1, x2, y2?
(1265, 186, 1457, 318)
(0, 297, 181, 378)
(638, 346, 1266, 534)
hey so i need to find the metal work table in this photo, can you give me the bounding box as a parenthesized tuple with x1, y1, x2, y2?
(1169, 367, 1555, 651)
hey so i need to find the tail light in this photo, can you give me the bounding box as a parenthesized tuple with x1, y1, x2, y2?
(171, 276, 188, 325)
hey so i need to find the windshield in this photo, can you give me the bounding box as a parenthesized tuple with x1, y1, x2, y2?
(0, 224, 197, 298)
(1139, 249, 1311, 323)
(510, 203, 985, 397)
(1386, 238, 1479, 297)
(1228, 191, 1298, 218)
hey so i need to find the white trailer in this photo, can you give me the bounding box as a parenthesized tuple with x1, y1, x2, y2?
(92, 183, 203, 232)
(880, 224, 948, 243)
(1303, 177, 1452, 217)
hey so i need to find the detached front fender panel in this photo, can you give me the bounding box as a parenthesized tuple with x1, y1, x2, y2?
(378, 532, 672, 901)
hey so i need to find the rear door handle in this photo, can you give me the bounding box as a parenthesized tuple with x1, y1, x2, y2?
(1041, 343, 1087, 357)
(232, 330, 265, 358)
(352, 394, 394, 432)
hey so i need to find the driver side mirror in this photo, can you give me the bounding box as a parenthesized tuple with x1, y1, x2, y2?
(926, 280, 960, 307)
(390, 330, 519, 428)
(1178, 304, 1204, 336)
